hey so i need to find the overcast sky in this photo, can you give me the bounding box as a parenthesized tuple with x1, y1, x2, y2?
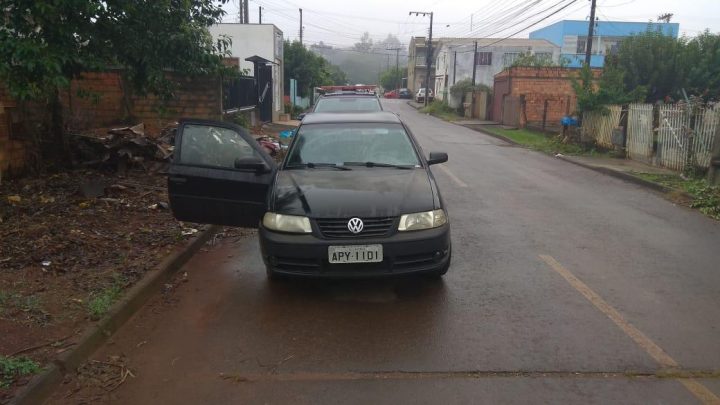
(223, 0, 720, 49)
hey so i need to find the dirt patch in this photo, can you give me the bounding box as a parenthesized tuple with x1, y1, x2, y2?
(0, 168, 200, 401)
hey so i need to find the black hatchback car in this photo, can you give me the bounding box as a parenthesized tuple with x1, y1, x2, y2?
(168, 112, 451, 279)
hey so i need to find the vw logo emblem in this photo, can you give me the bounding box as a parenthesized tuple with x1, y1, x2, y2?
(347, 217, 364, 234)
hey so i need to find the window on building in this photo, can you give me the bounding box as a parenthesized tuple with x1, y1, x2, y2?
(576, 36, 587, 54)
(475, 52, 492, 66)
(502, 52, 520, 67)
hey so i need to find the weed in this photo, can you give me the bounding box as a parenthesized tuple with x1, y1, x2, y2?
(87, 274, 127, 320)
(631, 172, 720, 220)
(481, 126, 604, 156)
(0, 356, 40, 388)
(420, 101, 461, 121)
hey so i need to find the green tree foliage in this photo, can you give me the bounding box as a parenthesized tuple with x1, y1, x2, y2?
(379, 67, 406, 90)
(510, 52, 567, 68)
(0, 0, 231, 164)
(610, 28, 687, 102)
(572, 64, 646, 113)
(284, 41, 349, 96)
(684, 30, 720, 101)
(354, 32, 373, 52)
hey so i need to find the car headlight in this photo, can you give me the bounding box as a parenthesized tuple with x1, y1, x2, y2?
(398, 209, 447, 231)
(262, 213, 312, 233)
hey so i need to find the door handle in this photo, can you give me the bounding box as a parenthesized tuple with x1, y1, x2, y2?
(169, 176, 187, 184)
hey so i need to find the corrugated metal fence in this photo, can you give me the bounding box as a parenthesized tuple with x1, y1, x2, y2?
(582, 105, 622, 148)
(627, 103, 654, 163)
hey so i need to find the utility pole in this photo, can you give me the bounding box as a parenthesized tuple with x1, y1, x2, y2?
(409, 11, 434, 106)
(299, 8, 304, 45)
(387, 47, 402, 91)
(259, 6, 262, 24)
(585, 0, 597, 66)
(471, 41, 478, 85)
(452, 50, 457, 85)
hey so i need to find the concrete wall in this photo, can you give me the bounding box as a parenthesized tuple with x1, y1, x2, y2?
(209, 23, 284, 121)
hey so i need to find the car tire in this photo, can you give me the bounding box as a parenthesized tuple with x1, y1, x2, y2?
(266, 265, 282, 281)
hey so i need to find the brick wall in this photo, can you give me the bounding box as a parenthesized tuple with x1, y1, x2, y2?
(1, 69, 224, 175)
(493, 66, 601, 130)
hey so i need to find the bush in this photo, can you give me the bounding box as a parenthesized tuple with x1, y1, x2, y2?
(450, 79, 492, 99)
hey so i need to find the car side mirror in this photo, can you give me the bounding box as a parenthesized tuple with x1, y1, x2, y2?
(234, 157, 270, 173)
(427, 152, 448, 165)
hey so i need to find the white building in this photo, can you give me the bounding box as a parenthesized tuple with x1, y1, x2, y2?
(433, 38, 560, 103)
(208, 23, 284, 122)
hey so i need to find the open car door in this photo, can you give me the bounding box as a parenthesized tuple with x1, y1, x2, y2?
(168, 119, 277, 227)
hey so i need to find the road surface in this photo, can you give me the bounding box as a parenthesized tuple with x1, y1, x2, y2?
(52, 100, 720, 404)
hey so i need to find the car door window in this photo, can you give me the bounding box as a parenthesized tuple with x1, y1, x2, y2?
(179, 124, 260, 168)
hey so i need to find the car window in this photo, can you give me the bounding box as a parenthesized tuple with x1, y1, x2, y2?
(179, 124, 260, 168)
(286, 123, 420, 167)
(314, 97, 382, 112)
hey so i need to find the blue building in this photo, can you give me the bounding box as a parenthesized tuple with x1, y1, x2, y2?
(529, 20, 679, 67)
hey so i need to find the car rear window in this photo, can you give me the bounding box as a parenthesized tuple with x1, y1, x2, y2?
(313, 97, 382, 113)
(286, 123, 420, 167)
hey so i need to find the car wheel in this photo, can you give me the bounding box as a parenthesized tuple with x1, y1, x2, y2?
(266, 265, 282, 281)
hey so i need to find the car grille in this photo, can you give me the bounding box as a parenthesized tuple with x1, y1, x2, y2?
(315, 217, 395, 238)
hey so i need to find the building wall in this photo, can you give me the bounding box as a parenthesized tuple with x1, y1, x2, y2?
(1, 71, 223, 174)
(530, 20, 680, 68)
(407, 37, 438, 93)
(492, 66, 601, 128)
(209, 23, 284, 121)
(435, 40, 560, 100)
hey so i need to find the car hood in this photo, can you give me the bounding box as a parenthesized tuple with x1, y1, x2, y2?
(271, 168, 435, 218)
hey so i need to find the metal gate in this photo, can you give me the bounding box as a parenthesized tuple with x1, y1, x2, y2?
(693, 105, 720, 168)
(582, 105, 621, 148)
(626, 104, 654, 163)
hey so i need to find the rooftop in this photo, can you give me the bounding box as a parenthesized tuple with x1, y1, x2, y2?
(302, 112, 402, 125)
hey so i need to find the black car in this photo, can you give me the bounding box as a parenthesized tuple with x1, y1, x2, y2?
(168, 112, 451, 279)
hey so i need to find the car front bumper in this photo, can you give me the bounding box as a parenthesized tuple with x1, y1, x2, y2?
(260, 224, 450, 278)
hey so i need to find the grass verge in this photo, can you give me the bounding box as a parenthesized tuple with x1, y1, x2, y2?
(0, 356, 40, 388)
(631, 172, 720, 219)
(419, 101, 461, 122)
(87, 274, 127, 320)
(480, 126, 607, 157)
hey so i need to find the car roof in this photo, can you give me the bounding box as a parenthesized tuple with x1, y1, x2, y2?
(320, 92, 377, 97)
(301, 112, 401, 125)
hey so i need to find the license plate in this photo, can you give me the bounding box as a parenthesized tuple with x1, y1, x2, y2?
(328, 245, 383, 264)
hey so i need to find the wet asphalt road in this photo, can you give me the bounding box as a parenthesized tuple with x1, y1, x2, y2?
(52, 100, 720, 404)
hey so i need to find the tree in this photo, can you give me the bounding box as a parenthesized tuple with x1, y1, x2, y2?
(611, 28, 687, 102)
(284, 41, 348, 96)
(572, 64, 646, 114)
(379, 67, 406, 91)
(354, 32, 373, 52)
(0, 0, 231, 165)
(684, 31, 720, 101)
(510, 52, 567, 67)
(373, 34, 402, 52)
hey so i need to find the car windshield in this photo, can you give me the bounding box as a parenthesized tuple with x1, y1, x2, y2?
(313, 97, 382, 112)
(285, 123, 420, 168)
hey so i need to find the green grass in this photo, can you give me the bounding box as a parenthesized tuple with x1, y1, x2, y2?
(419, 101, 461, 121)
(632, 172, 720, 219)
(0, 356, 40, 388)
(480, 126, 607, 156)
(87, 274, 126, 320)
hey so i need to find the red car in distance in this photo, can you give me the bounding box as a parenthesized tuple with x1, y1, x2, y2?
(384, 90, 399, 99)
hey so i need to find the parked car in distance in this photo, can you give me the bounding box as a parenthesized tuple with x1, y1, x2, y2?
(167, 113, 451, 279)
(415, 88, 434, 103)
(398, 88, 412, 99)
(384, 90, 398, 99)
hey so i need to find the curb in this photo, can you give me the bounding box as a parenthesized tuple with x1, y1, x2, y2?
(10, 225, 220, 405)
(556, 156, 695, 200)
(457, 124, 520, 146)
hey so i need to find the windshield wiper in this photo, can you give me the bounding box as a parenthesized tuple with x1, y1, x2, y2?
(286, 162, 351, 170)
(344, 161, 416, 169)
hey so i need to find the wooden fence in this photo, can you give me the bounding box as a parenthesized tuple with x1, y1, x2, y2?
(582, 105, 622, 148)
(626, 103, 654, 163)
(625, 103, 720, 171)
